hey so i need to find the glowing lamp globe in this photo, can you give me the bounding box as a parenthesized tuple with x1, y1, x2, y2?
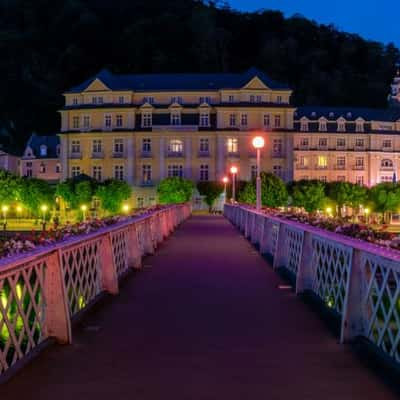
(222, 176, 229, 184)
(122, 204, 130, 213)
(230, 166, 238, 174)
(16, 205, 22, 213)
(1, 205, 9, 213)
(41, 205, 48, 212)
(252, 136, 265, 149)
(80, 205, 88, 212)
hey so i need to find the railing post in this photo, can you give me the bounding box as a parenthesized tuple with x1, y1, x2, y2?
(100, 233, 119, 295)
(127, 224, 142, 269)
(295, 231, 314, 294)
(340, 249, 365, 343)
(272, 223, 286, 269)
(44, 250, 72, 344)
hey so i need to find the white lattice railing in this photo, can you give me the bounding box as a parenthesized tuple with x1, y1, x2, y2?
(0, 204, 191, 379)
(224, 204, 400, 365)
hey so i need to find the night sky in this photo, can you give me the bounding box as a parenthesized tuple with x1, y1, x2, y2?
(229, 0, 400, 47)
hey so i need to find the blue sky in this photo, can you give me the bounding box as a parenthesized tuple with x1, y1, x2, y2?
(228, 0, 400, 47)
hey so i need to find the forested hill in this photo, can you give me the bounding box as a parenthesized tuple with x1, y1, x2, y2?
(1, 0, 399, 152)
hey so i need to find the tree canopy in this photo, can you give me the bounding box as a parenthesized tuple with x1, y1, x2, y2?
(157, 177, 193, 204)
(95, 179, 132, 213)
(0, 0, 398, 150)
(288, 180, 327, 213)
(197, 181, 224, 209)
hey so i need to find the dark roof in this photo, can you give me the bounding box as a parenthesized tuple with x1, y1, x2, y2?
(66, 67, 291, 93)
(26, 134, 59, 158)
(295, 106, 400, 122)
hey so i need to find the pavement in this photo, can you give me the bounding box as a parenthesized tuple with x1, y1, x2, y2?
(0, 215, 398, 399)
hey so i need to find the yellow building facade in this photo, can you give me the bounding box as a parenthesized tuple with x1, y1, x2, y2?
(59, 67, 400, 207)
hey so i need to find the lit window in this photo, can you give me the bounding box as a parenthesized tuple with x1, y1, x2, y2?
(299, 156, 309, 167)
(199, 165, 209, 181)
(317, 156, 328, 168)
(226, 138, 238, 154)
(168, 139, 184, 154)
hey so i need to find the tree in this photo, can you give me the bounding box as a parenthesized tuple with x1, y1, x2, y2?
(369, 183, 400, 223)
(95, 179, 132, 214)
(75, 181, 95, 207)
(197, 181, 224, 210)
(288, 180, 327, 213)
(347, 184, 369, 212)
(18, 178, 54, 217)
(55, 180, 77, 209)
(157, 177, 193, 204)
(326, 182, 352, 217)
(239, 172, 288, 207)
(0, 170, 21, 205)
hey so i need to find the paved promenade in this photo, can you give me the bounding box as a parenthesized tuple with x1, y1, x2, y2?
(1, 215, 398, 399)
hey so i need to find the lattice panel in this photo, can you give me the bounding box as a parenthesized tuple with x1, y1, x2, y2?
(61, 239, 102, 316)
(311, 237, 352, 315)
(0, 260, 46, 374)
(136, 223, 145, 254)
(284, 227, 304, 276)
(270, 222, 280, 257)
(362, 254, 400, 362)
(111, 229, 129, 277)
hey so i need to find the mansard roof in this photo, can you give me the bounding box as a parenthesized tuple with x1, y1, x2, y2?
(66, 67, 290, 93)
(295, 106, 400, 122)
(25, 134, 60, 159)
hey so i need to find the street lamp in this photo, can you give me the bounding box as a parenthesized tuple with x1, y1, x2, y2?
(2, 205, 9, 230)
(364, 207, 370, 224)
(230, 166, 238, 202)
(252, 136, 265, 210)
(40, 204, 48, 230)
(16, 205, 22, 222)
(326, 207, 333, 217)
(122, 204, 130, 214)
(80, 204, 88, 220)
(222, 176, 229, 202)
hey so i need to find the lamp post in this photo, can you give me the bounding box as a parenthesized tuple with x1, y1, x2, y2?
(80, 204, 88, 221)
(222, 176, 228, 203)
(252, 136, 265, 210)
(40, 205, 48, 231)
(2, 205, 9, 230)
(364, 207, 370, 224)
(230, 166, 238, 202)
(122, 204, 130, 214)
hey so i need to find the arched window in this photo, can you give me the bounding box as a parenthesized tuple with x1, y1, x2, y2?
(168, 139, 183, 155)
(381, 159, 393, 168)
(40, 145, 47, 157)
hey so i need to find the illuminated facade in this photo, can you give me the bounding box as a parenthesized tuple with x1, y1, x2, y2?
(58, 66, 400, 206)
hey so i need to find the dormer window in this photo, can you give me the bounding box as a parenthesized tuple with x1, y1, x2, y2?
(277, 96, 282, 104)
(300, 119, 309, 132)
(142, 112, 152, 128)
(40, 145, 47, 157)
(199, 112, 210, 127)
(356, 120, 364, 132)
(199, 96, 211, 104)
(337, 119, 346, 132)
(171, 111, 181, 126)
(319, 119, 327, 132)
(72, 97, 78, 105)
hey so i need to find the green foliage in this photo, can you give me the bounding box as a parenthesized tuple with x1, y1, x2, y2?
(75, 181, 95, 207)
(288, 180, 327, 213)
(55, 180, 77, 208)
(157, 177, 193, 204)
(197, 181, 224, 208)
(0, 1, 398, 148)
(95, 179, 132, 213)
(239, 172, 288, 207)
(0, 170, 21, 205)
(347, 184, 369, 210)
(18, 178, 54, 216)
(55, 177, 97, 209)
(369, 183, 400, 214)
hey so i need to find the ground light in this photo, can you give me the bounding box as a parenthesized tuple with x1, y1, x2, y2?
(40, 205, 48, 230)
(252, 136, 265, 211)
(326, 207, 333, 217)
(80, 204, 88, 220)
(122, 204, 130, 214)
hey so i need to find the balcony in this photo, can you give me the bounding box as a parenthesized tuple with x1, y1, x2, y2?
(226, 151, 240, 158)
(353, 165, 365, 171)
(295, 165, 309, 170)
(167, 151, 184, 158)
(198, 151, 210, 158)
(334, 165, 346, 170)
(70, 152, 82, 159)
(141, 180, 154, 187)
(272, 152, 284, 159)
(141, 151, 153, 158)
(91, 151, 104, 159)
(315, 165, 328, 170)
(112, 152, 125, 159)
